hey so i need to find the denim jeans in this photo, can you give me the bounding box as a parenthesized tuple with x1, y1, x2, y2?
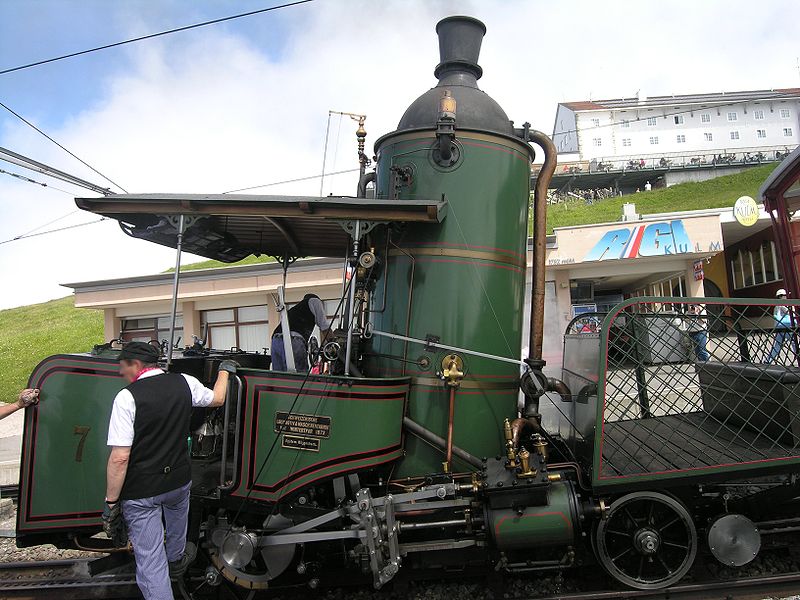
(689, 331, 710, 361)
(766, 330, 797, 364)
(271, 332, 309, 372)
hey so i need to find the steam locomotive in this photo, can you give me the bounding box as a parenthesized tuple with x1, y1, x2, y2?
(16, 15, 800, 594)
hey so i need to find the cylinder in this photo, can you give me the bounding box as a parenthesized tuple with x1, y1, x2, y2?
(489, 482, 578, 550)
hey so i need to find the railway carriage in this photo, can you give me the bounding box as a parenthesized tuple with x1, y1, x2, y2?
(15, 15, 800, 594)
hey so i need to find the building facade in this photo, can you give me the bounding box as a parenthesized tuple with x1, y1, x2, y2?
(553, 89, 800, 163)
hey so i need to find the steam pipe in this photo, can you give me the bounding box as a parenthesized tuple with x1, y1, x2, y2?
(445, 387, 456, 471)
(527, 131, 557, 364)
(546, 377, 571, 402)
(510, 417, 542, 450)
(403, 416, 482, 469)
(357, 171, 376, 198)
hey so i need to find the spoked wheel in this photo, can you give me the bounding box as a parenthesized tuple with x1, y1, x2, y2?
(594, 491, 697, 590)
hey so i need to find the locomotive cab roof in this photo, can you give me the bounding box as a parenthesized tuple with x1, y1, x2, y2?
(75, 193, 447, 262)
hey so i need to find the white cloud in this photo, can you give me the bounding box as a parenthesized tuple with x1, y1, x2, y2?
(0, 0, 798, 309)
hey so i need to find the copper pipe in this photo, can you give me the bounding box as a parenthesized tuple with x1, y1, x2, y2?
(445, 386, 456, 471)
(546, 377, 571, 402)
(510, 417, 541, 449)
(528, 131, 557, 363)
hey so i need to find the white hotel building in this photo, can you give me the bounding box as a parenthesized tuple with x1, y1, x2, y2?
(552, 89, 800, 163)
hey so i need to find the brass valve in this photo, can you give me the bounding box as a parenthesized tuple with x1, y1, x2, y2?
(440, 354, 464, 388)
(503, 418, 517, 468)
(531, 433, 548, 463)
(517, 447, 537, 478)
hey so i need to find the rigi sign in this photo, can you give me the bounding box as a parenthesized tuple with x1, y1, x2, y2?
(584, 220, 693, 262)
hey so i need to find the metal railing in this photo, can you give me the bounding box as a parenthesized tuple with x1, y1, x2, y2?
(576, 297, 800, 487)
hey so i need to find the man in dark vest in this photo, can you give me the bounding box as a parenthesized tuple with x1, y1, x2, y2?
(271, 293, 331, 371)
(103, 341, 236, 600)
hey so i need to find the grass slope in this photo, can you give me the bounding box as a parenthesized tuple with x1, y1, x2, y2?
(0, 296, 103, 404)
(546, 163, 779, 233)
(166, 254, 276, 273)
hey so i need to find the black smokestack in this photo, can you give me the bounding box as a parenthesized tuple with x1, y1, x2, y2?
(434, 16, 486, 82)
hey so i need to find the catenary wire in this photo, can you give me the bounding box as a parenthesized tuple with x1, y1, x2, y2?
(0, 101, 127, 193)
(0, 218, 107, 245)
(0, 1, 315, 76)
(12, 210, 81, 238)
(0, 146, 112, 194)
(222, 168, 360, 194)
(0, 167, 75, 195)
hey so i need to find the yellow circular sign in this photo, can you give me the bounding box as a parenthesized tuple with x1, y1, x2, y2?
(733, 196, 759, 227)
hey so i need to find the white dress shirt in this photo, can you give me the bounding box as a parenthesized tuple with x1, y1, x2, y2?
(107, 369, 214, 447)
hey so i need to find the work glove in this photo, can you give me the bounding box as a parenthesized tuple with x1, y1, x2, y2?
(17, 389, 39, 408)
(102, 501, 128, 547)
(218, 360, 239, 374)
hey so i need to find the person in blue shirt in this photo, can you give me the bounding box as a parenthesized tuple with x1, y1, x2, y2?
(766, 289, 796, 364)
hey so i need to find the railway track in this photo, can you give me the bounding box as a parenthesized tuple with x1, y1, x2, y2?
(516, 571, 800, 600)
(0, 557, 138, 599)
(0, 559, 796, 599)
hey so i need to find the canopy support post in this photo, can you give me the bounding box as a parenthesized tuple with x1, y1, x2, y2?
(344, 220, 361, 376)
(166, 214, 185, 370)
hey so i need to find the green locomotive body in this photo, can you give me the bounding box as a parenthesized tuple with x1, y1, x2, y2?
(14, 15, 800, 594)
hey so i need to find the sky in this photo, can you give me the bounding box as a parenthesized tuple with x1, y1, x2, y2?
(0, 0, 798, 310)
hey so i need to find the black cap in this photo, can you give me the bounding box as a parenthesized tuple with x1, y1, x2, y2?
(118, 341, 161, 363)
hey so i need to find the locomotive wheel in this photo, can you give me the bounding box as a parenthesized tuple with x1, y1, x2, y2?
(594, 491, 697, 590)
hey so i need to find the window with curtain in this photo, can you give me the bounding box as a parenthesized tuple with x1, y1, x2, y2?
(201, 306, 268, 352)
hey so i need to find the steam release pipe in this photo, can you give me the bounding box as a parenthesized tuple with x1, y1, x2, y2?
(527, 131, 557, 364)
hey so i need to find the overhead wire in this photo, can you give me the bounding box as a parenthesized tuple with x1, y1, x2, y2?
(0, 218, 107, 246)
(0, 101, 128, 193)
(222, 168, 360, 194)
(0, 167, 75, 195)
(0, 0, 315, 77)
(0, 146, 113, 194)
(13, 210, 81, 237)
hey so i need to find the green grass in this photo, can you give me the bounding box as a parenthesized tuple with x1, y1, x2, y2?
(165, 254, 276, 273)
(0, 296, 103, 404)
(546, 163, 779, 233)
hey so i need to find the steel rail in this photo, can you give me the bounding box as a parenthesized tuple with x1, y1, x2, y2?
(514, 571, 800, 600)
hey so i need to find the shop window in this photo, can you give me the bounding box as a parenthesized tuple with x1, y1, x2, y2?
(731, 241, 782, 290)
(731, 254, 744, 290)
